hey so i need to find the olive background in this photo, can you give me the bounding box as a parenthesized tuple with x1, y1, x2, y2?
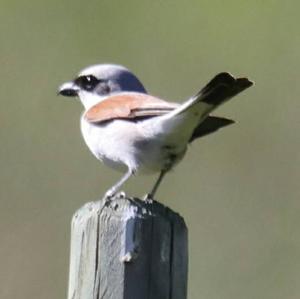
(0, 1, 299, 299)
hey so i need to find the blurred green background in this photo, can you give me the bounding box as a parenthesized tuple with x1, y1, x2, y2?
(0, 1, 299, 298)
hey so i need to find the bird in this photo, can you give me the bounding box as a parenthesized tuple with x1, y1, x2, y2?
(58, 64, 253, 200)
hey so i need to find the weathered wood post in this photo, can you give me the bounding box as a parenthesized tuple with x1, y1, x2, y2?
(68, 194, 188, 299)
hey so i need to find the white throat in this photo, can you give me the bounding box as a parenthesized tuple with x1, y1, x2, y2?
(78, 91, 107, 110)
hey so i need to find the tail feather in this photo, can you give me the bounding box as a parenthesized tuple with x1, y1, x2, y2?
(189, 116, 235, 142)
(158, 72, 253, 143)
(198, 72, 253, 106)
(169, 72, 253, 118)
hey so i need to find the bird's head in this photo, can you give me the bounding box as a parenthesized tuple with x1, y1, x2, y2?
(58, 64, 147, 109)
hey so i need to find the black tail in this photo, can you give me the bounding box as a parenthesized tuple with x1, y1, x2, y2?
(196, 72, 253, 106)
(189, 116, 235, 142)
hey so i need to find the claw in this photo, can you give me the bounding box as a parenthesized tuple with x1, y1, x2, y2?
(104, 189, 115, 202)
(142, 193, 154, 204)
(117, 191, 126, 199)
(104, 189, 127, 203)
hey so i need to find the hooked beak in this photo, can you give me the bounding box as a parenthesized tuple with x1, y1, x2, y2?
(57, 81, 80, 97)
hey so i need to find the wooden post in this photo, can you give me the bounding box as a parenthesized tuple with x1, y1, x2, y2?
(68, 195, 188, 299)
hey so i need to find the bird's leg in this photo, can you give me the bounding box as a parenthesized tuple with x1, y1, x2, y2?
(104, 169, 133, 201)
(143, 170, 166, 202)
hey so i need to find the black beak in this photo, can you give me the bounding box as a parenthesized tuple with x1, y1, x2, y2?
(57, 81, 80, 97)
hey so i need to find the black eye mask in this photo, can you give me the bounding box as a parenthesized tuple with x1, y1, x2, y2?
(74, 75, 102, 91)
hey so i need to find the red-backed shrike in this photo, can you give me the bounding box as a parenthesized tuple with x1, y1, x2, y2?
(58, 64, 253, 199)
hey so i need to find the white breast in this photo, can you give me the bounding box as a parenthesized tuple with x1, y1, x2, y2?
(80, 116, 189, 175)
(80, 117, 139, 172)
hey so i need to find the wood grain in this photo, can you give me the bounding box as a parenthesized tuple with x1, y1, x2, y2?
(68, 196, 188, 299)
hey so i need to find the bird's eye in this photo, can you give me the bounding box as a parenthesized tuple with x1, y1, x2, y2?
(75, 75, 100, 91)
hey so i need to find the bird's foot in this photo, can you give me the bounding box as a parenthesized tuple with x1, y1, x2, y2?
(104, 190, 126, 203)
(142, 193, 154, 204)
(116, 191, 126, 199)
(103, 189, 115, 203)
